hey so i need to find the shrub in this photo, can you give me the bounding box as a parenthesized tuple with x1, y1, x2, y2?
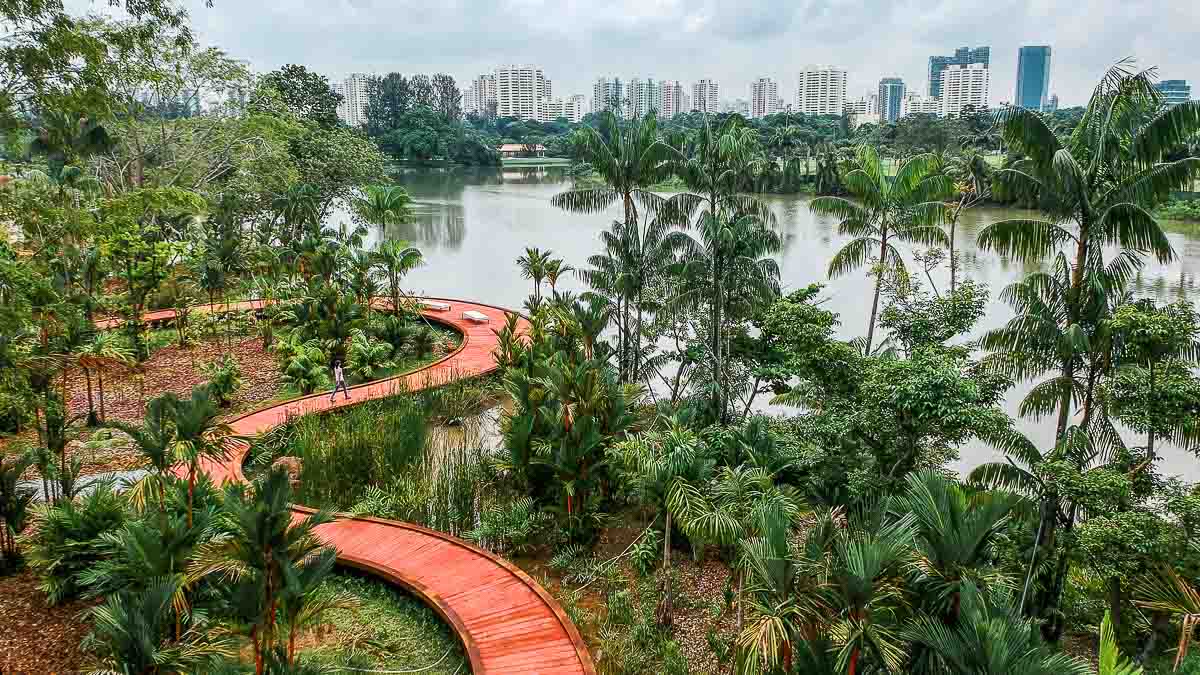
(202, 354, 242, 407)
(465, 497, 551, 555)
(25, 480, 127, 603)
(347, 328, 394, 382)
(280, 342, 329, 395)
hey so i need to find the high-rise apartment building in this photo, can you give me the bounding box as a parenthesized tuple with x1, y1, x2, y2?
(544, 94, 587, 123)
(1046, 93, 1060, 112)
(659, 80, 688, 118)
(750, 78, 781, 118)
(940, 63, 990, 117)
(1015, 46, 1052, 110)
(592, 77, 625, 114)
(692, 79, 719, 113)
(332, 73, 370, 127)
(795, 66, 847, 116)
(901, 93, 941, 117)
(1156, 80, 1192, 106)
(628, 78, 662, 118)
(877, 77, 905, 123)
(844, 94, 878, 128)
(464, 73, 497, 117)
(928, 46, 989, 98)
(495, 64, 548, 121)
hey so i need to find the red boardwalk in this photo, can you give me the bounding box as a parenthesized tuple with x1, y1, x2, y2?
(138, 299, 593, 674)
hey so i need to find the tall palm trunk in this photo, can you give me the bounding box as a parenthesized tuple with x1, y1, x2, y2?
(864, 226, 890, 353)
(84, 368, 97, 426)
(98, 372, 106, 422)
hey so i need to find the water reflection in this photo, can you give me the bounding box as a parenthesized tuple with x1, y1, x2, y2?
(374, 168, 1200, 478)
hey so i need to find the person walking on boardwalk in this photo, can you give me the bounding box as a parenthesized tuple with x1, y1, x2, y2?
(330, 360, 350, 401)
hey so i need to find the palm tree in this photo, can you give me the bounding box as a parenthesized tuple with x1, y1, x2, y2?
(106, 393, 179, 517)
(941, 148, 992, 293)
(810, 145, 952, 352)
(904, 582, 1091, 675)
(670, 211, 782, 422)
(84, 577, 237, 675)
(899, 470, 1015, 621)
(977, 58, 1198, 452)
(370, 239, 423, 313)
(516, 246, 554, 304)
(271, 184, 321, 246)
(189, 468, 336, 675)
(665, 114, 774, 229)
(170, 386, 232, 529)
(613, 419, 715, 626)
(355, 184, 413, 229)
(551, 109, 676, 241)
(77, 332, 134, 426)
(579, 218, 678, 384)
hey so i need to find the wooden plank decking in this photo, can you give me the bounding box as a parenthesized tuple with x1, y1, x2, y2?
(103, 298, 594, 674)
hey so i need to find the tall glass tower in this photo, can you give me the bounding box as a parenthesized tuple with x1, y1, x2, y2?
(878, 78, 906, 123)
(1015, 46, 1052, 111)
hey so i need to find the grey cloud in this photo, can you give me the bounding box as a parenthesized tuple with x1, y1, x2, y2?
(71, 0, 1200, 108)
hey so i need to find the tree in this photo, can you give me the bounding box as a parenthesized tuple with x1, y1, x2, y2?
(78, 331, 135, 425)
(258, 64, 342, 129)
(84, 577, 237, 674)
(170, 386, 231, 529)
(810, 145, 951, 353)
(579, 217, 677, 384)
(671, 211, 781, 422)
(904, 582, 1091, 675)
(0, 450, 35, 571)
(370, 239, 423, 313)
(431, 73, 462, 121)
(612, 420, 715, 626)
(189, 468, 336, 675)
(355, 185, 414, 230)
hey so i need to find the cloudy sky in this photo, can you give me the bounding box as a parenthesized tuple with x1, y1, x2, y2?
(76, 0, 1197, 107)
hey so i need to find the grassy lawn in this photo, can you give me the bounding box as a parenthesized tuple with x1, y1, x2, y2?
(298, 571, 468, 674)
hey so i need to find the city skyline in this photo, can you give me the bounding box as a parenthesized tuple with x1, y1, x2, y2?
(124, 0, 1199, 110)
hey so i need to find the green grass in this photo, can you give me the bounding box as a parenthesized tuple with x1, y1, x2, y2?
(299, 571, 467, 674)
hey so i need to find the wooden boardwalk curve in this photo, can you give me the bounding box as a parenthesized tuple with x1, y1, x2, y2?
(99, 298, 595, 674)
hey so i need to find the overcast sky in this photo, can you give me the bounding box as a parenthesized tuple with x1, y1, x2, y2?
(74, 0, 1197, 108)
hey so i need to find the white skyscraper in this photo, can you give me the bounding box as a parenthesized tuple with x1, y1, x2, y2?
(495, 64, 548, 121)
(592, 76, 625, 114)
(464, 73, 496, 117)
(939, 63, 989, 117)
(691, 79, 719, 113)
(626, 78, 663, 118)
(544, 95, 587, 123)
(659, 80, 688, 118)
(333, 73, 370, 127)
(901, 93, 941, 117)
(795, 66, 847, 115)
(750, 78, 780, 118)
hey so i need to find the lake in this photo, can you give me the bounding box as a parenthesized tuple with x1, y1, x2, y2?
(349, 166, 1200, 477)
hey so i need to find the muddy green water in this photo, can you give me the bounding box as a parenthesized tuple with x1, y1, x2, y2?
(342, 166, 1200, 477)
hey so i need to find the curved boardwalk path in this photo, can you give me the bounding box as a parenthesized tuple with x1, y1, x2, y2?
(98, 298, 594, 675)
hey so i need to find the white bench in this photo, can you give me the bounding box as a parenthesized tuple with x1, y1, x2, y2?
(419, 300, 451, 311)
(462, 310, 489, 323)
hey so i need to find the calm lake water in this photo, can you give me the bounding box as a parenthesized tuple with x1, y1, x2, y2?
(346, 166, 1200, 478)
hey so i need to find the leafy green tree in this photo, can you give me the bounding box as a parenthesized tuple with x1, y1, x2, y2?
(257, 64, 342, 129)
(810, 145, 951, 352)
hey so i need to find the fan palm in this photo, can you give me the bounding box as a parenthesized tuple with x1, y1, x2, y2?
(899, 470, 1016, 620)
(810, 145, 952, 352)
(904, 582, 1091, 675)
(84, 576, 236, 675)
